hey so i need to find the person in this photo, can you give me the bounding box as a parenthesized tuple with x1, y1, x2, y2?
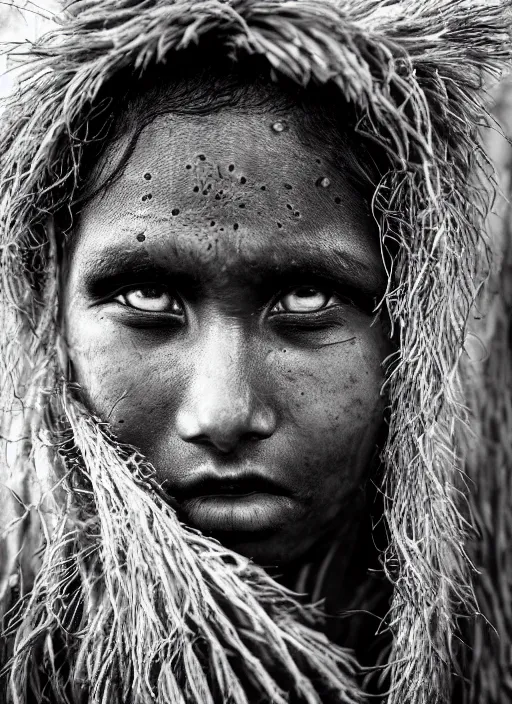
(0, 1, 510, 702)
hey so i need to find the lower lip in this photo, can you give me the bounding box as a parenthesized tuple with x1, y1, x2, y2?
(180, 493, 296, 533)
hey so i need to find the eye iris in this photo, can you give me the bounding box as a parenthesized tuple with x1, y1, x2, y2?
(283, 287, 328, 312)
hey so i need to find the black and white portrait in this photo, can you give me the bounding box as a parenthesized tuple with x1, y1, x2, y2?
(1, 1, 511, 703)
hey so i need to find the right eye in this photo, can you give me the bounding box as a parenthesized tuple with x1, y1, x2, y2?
(272, 286, 334, 314)
(115, 285, 183, 314)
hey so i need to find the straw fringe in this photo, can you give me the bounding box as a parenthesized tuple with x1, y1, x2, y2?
(2, 391, 361, 703)
(1, 1, 511, 701)
(458, 82, 512, 704)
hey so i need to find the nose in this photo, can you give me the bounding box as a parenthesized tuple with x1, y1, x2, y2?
(176, 320, 277, 454)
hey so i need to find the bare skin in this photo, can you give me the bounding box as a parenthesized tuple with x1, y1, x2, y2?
(64, 106, 389, 566)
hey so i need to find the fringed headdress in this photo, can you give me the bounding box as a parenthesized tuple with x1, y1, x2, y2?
(0, 1, 510, 702)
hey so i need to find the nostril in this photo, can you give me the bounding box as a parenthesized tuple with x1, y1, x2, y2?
(181, 429, 271, 454)
(186, 432, 241, 455)
(244, 430, 272, 443)
(241, 426, 274, 442)
(192, 434, 211, 445)
(194, 434, 238, 454)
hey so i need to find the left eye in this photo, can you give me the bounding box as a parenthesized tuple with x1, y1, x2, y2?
(272, 286, 338, 314)
(115, 286, 182, 313)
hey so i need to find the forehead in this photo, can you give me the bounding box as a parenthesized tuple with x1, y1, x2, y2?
(72, 109, 383, 286)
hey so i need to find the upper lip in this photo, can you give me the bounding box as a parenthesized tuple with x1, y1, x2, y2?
(171, 471, 291, 500)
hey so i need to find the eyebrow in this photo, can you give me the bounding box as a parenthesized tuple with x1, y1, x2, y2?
(300, 245, 386, 297)
(80, 241, 386, 300)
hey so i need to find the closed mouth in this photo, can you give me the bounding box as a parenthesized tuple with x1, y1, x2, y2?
(168, 471, 300, 535)
(173, 474, 290, 501)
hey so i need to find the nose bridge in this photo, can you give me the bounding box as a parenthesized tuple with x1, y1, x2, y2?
(176, 316, 275, 452)
(198, 318, 249, 411)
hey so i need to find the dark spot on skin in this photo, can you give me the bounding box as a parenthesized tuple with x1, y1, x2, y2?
(284, 183, 293, 190)
(294, 211, 300, 218)
(300, 392, 305, 396)
(286, 204, 293, 210)
(240, 176, 247, 184)
(136, 233, 146, 242)
(215, 194, 221, 200)
(228, 164, 235, 172)
(219, 227, 224, 232)
(261, 185, 266, 191)
(277, 222, 283, 229)
(141, 195, 147, 201)
(207, 243, 212, 250)
(316, 158, 322, 164)
(198, 154, 206, 161)
(219, 190, 224, 195)
(334, 196, 342, 204)
(144, 172, 152, 180)
(203, 190, 209, 196)
(233, 223, 239, 231)
(141, 193, 152, 201)
(186, 164, 192, 170)
(210, 220, 215, 226)
(239, 203, 245, 208)
(193, 186, 199, 192)
(172, 208, 180, 216)
(119, 419, 124, 423)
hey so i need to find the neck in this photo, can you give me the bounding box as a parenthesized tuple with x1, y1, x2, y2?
(271, 505, 391, 664)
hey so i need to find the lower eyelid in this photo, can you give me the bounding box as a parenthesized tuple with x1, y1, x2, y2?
(268, 305, 346, 323)
(104, 305, 187, 330)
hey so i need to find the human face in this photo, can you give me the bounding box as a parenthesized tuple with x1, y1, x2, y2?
(64, 105, 389, 565)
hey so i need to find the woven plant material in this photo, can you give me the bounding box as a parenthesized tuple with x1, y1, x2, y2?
(0, 1, 511, 702)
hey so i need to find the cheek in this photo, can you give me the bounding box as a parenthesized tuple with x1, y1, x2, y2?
(280, 335, 384, 427)
(66, 315, 183, 442)
(273, 332, 386, 497)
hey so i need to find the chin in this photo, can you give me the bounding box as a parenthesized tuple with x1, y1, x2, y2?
(206, 528, 313, 567)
